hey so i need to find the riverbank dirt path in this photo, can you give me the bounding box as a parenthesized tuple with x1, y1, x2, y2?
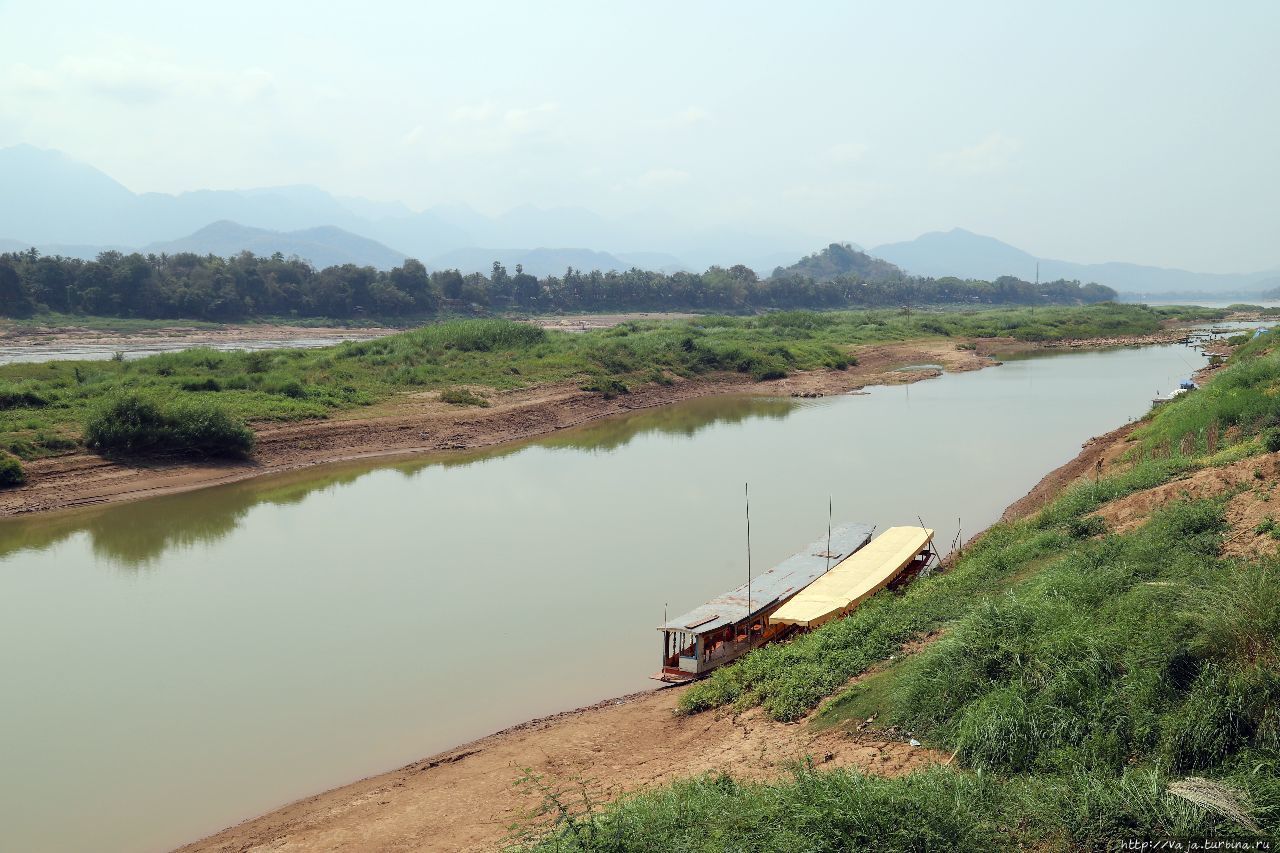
(178, 682, 946, 853)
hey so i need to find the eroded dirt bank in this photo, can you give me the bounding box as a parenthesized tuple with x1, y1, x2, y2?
(1, 339, 998, 518)
(177, 666, 946, 853)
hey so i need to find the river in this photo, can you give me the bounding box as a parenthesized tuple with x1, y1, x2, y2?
(0, 334, 385, 365)
(0, 341, 1206, 852)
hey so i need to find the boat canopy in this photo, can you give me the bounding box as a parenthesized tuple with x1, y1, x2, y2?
(658, 522, 875, 637)
(769, 526, 933, 628)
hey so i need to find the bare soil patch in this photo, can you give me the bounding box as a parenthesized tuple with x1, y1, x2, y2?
(180, 681, 944, 853)
(1086, 452, 1280, 558)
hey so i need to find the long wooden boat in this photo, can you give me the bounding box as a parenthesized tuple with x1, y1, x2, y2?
(769, 525, 934, 629)
(654, 522, 874, 683)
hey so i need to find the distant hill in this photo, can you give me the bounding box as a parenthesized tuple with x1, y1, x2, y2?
(0, 144, 386, 246)
(614, 251, 691, 274)
(0, 145, 142, 246)
(872, 228, 1277, 294)
(1, 222, 408, 270)
(0, 239, 132, 259)
(771, 243, 904, 281)
(0, 145, 812, 274)
(429, 247, 643, 278)
(145, 221, 407, 269)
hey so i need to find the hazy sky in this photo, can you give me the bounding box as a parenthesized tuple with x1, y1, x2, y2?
(2, 1, 1277, 272)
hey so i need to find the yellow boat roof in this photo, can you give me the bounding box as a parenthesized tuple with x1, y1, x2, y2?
(769, 526, 933, 628)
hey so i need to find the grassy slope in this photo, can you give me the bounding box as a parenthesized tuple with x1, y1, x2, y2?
(522, 328, 1280, 850)
(0, 304, 1219, 460)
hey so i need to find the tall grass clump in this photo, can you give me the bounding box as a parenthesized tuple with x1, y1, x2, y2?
(0, 384, 49, 410)
(439, 387, 490, 407)
(83, 392, 255, 458)
(521, 764, 1273, 851)
(406, 318, 546, 352)
(0, 451, 25, 486)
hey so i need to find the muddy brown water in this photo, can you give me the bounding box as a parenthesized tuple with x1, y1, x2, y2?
(0, 343, 1205, 852)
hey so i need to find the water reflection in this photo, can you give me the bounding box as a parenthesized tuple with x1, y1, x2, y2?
(0, 395, 797, 567)
(536, 394, 795, 452)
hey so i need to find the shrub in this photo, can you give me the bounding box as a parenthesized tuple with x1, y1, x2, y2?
(1265, 429, 1280, 453)
(243, 351, 272, 373)
(263, 377, 307, 399)
(581, 377, 629, 399)
(83, 392, 255, 458)
(753, 365, 788, 381)
(409, 319, 545, 352)
(0, 386, 49, 409)
(439, 387, 490, 407)
(0, 452, 25, 487)
(1067, 515, 1108, 538)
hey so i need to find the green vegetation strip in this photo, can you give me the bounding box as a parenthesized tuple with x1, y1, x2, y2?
(0, 304, 1219, 465)
(520, 327, 1280, 850)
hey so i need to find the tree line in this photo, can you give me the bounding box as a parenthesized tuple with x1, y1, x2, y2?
(0, 247, 1118, 320)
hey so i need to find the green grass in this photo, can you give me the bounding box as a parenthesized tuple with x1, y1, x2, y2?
(0, 305, 1221, 460)
(83, 392, 255, 458)
(1133, 328, 1280, 460)
(518, 763, 1273, 852)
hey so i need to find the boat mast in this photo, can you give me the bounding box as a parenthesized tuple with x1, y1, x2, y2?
(826, 496, 833, 572)
(745, 482, 752, 617)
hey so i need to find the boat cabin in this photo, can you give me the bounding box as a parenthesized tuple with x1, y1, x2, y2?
(655, 522, 874, 682)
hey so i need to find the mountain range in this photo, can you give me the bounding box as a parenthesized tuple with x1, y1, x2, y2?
(870, 229, 1280, 296)
(2, 145, 1276, 293)
(0, 144, 804, 274)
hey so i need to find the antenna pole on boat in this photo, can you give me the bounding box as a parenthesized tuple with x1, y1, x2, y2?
(917, 514, 940, 573)
(745, 482, 752, 616)
(826, 495, 833, 573)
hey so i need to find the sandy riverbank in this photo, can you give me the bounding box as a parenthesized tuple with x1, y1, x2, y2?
(178, 644, 949, 853)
